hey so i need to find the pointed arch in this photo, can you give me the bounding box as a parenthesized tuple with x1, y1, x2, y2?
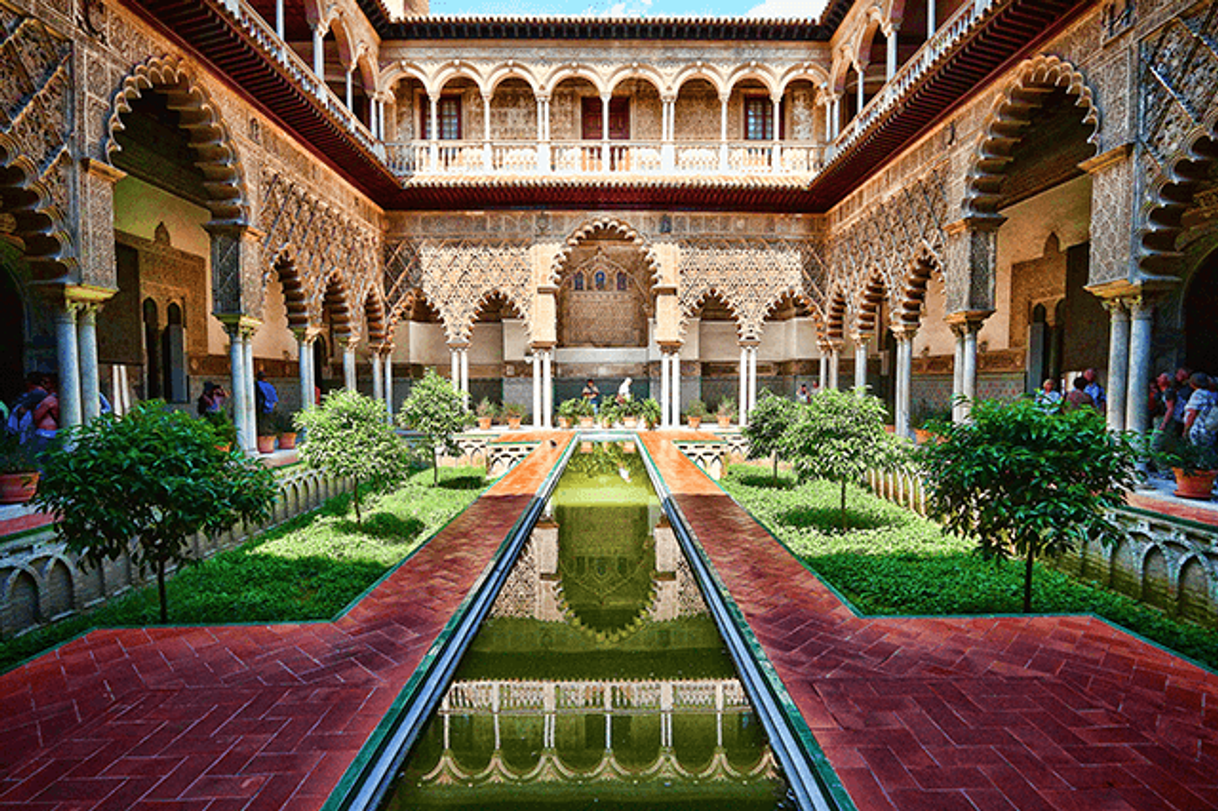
(106, 55, 249, 224)
(361, 287, 388, 346)
(893, 243, 943, 329)
(551, 217, 661, 286)
(269, 251, 309, 332)
(854, 272, 889, 336)
(964, 55, 1100, 217)
(681, 288, 744, 341)
(313, 270, 354, 342)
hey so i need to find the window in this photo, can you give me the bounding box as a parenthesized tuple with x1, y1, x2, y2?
(421, 95, 462, 140)
(616, 272, 628, 291)
(745, 95, 774, 141)
(594, 270, 606, 290)
(573, 272, 584, 291)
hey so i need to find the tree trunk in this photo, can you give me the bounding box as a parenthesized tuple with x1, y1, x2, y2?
(433, 448, 439, 486)
(157, 559, 168, 623)
(772, 453, 778, 484)
(352, 475, 362, 524)
(840, 479, 848, 532)
(1023, 548, 1035, 614)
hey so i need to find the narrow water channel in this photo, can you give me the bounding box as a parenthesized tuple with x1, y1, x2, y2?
(378, 440, 793, 810)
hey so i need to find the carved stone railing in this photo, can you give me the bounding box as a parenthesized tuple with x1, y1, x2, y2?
(0, 465, 348, 638)
(386, 139, 822, 179)
(829, 0, 1002, 159)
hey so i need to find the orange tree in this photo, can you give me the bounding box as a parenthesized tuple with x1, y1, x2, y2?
(33, 402, 277, 622)
(916, 397, 1137, 613)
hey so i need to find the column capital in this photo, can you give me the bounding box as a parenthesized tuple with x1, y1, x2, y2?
(529, 341, 556, 351)
(889, 323, 918, 341)
(216, 313, 263, 333)
(1100, 297, 1131, 318)
(820, 339, 844, 353)
(944, 309, 993, 331)
(943, 215, 1006, 236)
(657, 340, 683, 352)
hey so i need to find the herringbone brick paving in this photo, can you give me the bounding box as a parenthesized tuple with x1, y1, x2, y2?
(1, 432, 1216, 810)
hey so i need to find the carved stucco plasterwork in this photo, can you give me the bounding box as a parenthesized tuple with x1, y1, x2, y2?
(677, 237, 808, 342)
(1138, 0, 1218, 275)
(259, 172, 379, 333)
(0, 0, 74, 274)
(1087, 150, 1136, 284)
(383, 238, 534, 345)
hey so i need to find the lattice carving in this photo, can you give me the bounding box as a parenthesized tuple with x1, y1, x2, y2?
(259, 172, 379, 334)
(0, 2, 73, 274)
(677, 237, 807, 342)
(417, 239, 534, 344)
(1138, 1, 1218, 275)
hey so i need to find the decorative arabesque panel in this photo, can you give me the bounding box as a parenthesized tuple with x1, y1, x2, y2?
(560, 248, 648, 347)
(417, 239, 534, 344)
(677, 238, 808, 342)
(0, 2, 73, 268)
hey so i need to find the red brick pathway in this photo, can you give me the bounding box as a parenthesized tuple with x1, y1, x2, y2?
(641, 434, 1218, 811)
(0, 436, 571, 811)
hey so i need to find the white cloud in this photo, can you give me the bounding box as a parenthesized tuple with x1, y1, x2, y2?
(745, 0, 826, 18)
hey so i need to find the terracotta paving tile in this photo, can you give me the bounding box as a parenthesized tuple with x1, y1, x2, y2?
(638, 433, 1218, 811)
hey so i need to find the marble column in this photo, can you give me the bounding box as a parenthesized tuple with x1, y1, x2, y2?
(450, 347, 460, 395)
(345, 65, 354, 110)
(459, 347, 470, 409)
(241, 327, 257, 446)
(296, 332, 313, 411)
(669, 352, 681, 427)
(747, 346, 758, 413)
(275, 0, 284, 38)
(927, 0, 937, 37)
(1126, 297, 1154, 435)
(343, 344, 357, 391)
(828, 343, 841, 390)
(53, 304, 82, 430)
(77, 304, 101, 422)
(855, 63, 865, 112)
(372, 352, 384, 403)
(227, 326, 250, 450)
(951, 325, 966, 422)
(660, 350, 670, 428)
(962, 323, 979, 413)
(312, 25, 324, 78)
(383, 351, 394, 419)
(719, 93, 730, 171)
(886, 27, 898, 79)
(738, 345, 748, 425)
(541, 350, 553, 428)
(853, 335, 868, 393)
(894, 329, 914, 438)
(1104, 298, 1130, 432)
(818, 351, 828, 391)
(600, 93, 611, 171)
(532, 352, 542, 428)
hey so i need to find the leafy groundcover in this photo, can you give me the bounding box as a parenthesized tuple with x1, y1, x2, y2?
(0, 465, 485, 673)
(721, 467, 1218, 671)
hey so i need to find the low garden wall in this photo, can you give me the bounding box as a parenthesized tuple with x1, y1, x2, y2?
(0, 465, 348, 639)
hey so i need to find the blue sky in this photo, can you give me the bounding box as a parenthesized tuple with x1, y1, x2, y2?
(427, 0, 826, 19)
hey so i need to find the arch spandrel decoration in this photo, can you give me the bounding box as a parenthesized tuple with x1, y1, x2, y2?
(0, 6, 74, 276)
(260, 173, 379, 333)
(550, 217, 662, 288)
(416, 239, 534, 344)
(1138, 2, 1218, 277)
(676, 237, 808, 342)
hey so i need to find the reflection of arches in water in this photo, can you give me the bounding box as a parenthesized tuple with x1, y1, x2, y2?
(1185, 249, 1218, 373)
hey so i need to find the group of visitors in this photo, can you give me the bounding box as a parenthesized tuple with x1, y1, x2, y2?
(579, 378, 635, 410)
(1152, 368, 1218, 456)
(3, 373, 60, 454)
(1035, 368, 1108, 413)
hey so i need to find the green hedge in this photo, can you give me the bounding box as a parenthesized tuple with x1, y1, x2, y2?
(0, 466, 485, 674)
(721, 467, 1218, 671)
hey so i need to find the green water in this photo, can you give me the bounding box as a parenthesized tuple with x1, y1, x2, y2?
(379, 442, 792, 810)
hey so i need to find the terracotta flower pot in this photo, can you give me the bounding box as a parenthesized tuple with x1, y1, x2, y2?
(1172, 468, 1217, 500)
(278, 432, 298, 450)
(717, 415, 732, 428)
(558, 417, 571, 429)
(579, 416, 595, 428)
(477, 417, 493, 430)
(623, 416, 638, 429)
(687, 416, 702, 430)
(0, 471, 38, 504)
(256, 435, 277, 454)
(507, 417, 522, 430)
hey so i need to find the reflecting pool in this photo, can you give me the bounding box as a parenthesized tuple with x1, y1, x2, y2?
(379, 442, 792, 810)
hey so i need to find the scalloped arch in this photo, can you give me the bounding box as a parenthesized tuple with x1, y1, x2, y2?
(106, 56, 249, 224)
(1139, 125, 1218, 276)
(964, 55, 1100, 216)
(550, 217, 662, 287)
(0, 135, 74, 278)
(679, 287, 745, 341)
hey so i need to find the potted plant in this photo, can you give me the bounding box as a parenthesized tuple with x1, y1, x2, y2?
(598, 401, 620, 428)
(684, 399, 708, 429)
(0, 433, 39, 504)
(636, 398, 662, 430)
(272, 409, 298, 449)
(255, 411, 277, 454)
(475, 397, 498, 431)
(203, 411, 237, 452)
(911, 401, 951, 444)
(501, 402, 527, 430)
(558, 398, 593, 429)
(1150, 441, 1218, 500)
(620, 398, 640, 429)
(716, 397, 736, 428)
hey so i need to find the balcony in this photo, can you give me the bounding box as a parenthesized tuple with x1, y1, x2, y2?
(385, 139, 823, 179)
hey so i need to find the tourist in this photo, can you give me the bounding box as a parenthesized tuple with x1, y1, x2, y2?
(796, 383, 811, 404)
(6, 372, 49, 443)
(30, 375, 59, 456)
(616, 377, 633, 405)
(255, 371, 278, 414)
(1083, 368, 1106, 413)
(581, 379, 600, 409)
(1035, 378, 1062, 409)
(1153, 373, 1183, 437)
(1064, 376, 1095, 411)
(196, 381, 227, 416)
(1183, 372, 1217, 448)
(1172, 367, 1192, 435)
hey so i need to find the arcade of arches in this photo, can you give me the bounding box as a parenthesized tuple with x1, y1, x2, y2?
(2, 0, 1217, 452)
